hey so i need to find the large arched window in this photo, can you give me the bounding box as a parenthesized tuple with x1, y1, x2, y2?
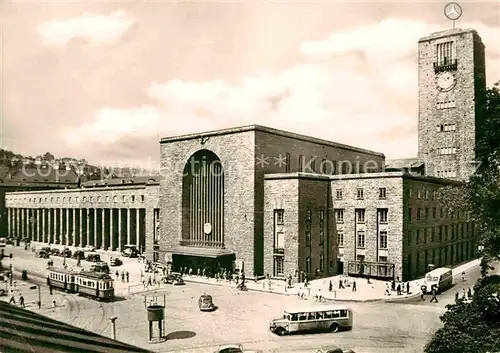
(181, 150, 224, 248)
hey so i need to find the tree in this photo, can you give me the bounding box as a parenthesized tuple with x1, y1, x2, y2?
(424, 275, 500, 353)
(436, 82, 500, 268)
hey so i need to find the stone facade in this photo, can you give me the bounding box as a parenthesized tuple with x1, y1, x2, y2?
(4, 179, 159, 259)
(160, 125, 384, 277)
(263, 172, 475, 282)
(417, 28, 486, 180)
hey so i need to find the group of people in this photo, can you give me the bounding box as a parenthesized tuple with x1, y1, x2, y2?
(384, 280, 411, 296)
(115, 269, 130, 283)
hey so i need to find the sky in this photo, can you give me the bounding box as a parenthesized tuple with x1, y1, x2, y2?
(1, 0, 499, 169)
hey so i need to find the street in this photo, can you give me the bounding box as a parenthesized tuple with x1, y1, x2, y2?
(2, 245, 490, 353)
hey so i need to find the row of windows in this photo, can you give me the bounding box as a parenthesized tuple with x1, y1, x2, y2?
(407, 223, 474, 246)
(77, 278, 113, 289)
(337, 230, 388, 249)
(409, 188, 438, 200)
(17, 194, 146, 204)
(286, 309, 348, 322)
(437, 170, 457, 178)
(409, 207, 467, 222)
(438, 147, 457, 155)
(336, 187, 387, 201)
(304, 255, 326, 273)
(436, 123, 457, 131)
(436, 102, 456, 110)
(335, 209, 388, 224)
(50, 273, 75, 282)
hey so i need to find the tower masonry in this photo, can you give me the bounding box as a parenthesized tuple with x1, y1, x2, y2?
(418, 28, 486, 181)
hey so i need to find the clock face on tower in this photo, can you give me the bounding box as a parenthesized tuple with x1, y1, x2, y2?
(436, 72, 457, 92)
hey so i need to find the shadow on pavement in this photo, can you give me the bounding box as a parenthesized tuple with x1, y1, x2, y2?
(165, 330, 196, 340)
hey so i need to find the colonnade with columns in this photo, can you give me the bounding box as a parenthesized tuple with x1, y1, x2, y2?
(7, 207, 147, 252)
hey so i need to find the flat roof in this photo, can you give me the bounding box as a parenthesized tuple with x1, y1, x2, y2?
(160, 124, 385, 157)
(418, 28, 480, 43)
(264, 171, 462, 185)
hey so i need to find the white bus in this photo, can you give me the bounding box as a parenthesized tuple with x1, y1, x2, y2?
(269, 304, 353, 335)
(422, 267, 453, 294)
(0, 237, 7, 248)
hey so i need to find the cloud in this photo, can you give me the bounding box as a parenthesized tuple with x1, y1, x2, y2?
(63, 18, 500, 160)
(38, 10, 135, 47)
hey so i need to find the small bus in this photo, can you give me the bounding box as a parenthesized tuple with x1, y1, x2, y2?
(422, 267, 453, 294)
(270, 304, 353, 335)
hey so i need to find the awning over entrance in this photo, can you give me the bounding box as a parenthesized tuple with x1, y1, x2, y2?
(170, 246, 234, 259)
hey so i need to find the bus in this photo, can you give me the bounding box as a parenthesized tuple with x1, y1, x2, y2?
(0, 237, 7, 248)
(422, 267, 453, 294)
(269, 304, 353, 335)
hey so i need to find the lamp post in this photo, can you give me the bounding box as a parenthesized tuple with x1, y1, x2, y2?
(109, 316, 118, 340)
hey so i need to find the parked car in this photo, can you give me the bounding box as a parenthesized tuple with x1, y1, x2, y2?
(110, 258, 123, 266)
(121, 245, 139, 258)
(83, 245, 96, 252)
(61, 248, 72, 258)
(316, 347, 355, 353)
(72, 250, 85, 260)
(50, 248, 60, 256)
(90, 262, 110, 274)
(213, 345, 262, 353)
(37, 250, 50, 259)
(163, 272, 184, 285)
(86, 253, 101, 262)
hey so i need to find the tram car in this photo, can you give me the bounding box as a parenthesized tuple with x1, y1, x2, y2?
(47, 267, 77, 293)
(75, 271, 115, 301)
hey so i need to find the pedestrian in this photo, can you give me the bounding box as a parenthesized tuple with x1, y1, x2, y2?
(268, 279, 272, 290)
(339, 279, 344, 289)
(462, 288, 466, 299)
(52, 298, 56, 308)
(19, 295, 25, 307)
(8, 294, 16, 305)
(391, 280, 396, 292)
(352, 280, 357, 292)
(367, 276, 371, 284)
(430, 288, 438, 303)
(121, 271, 125, 283)
(406, 282, 410, 294)
(329, 280, 333, 292)
(115, 270, 119, 279)
(126, 271, 129, 283)
(385, 283, 391, 296)
(420, 291, 425, 301)
(455, 291, 459, 303)
(37, 300, 41, 309)
(467, 287, 472, 299)
(397, 284, 401, 295)
(461, 271, 466, 282)
(148, 276, 152, 287)
(189, 267, 193, 276)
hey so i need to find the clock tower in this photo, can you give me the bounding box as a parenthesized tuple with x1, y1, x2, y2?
(417, 28, 486, 180)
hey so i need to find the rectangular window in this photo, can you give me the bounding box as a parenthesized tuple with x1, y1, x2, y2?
(298, 155, 304, 172)
(425, 208, 429, 219)
(337, 231, 344, 247)
(424, 190, 428, 200)
(408, 230, 412, 246)
(356, 209, 365, 223)
(356, 188, 364, 200)
(379, 256, 388, 262)
(141, 195, 145, 202)
(417, 190, 422, 199)
(408, 208, 412, 222)
(319, 254, 324, 272)
(275, 232, 284, 249)
(378, 208, 388, 223)
(379, 231, 388, 249)
(285, 153, 290, 173)
(319, 230, 324, 244)
(436, 41, 454, 66)
(417, 208, 422, 220)
(275, 209, 284, 225)
(336, 189, 343, 200)
(432, 207, 437, 218)
(440, 208, 444, 218)
(432, 190, 437, 200)
(274, 256, 284, 276)
(306, 209, 311, 221)
(131, 195, 135, 202)
(334, 209, 344, 223)
(306, 257, 311, 273)
(416, 230, 420, 244)
(357, 231, 365, 248)
(319, 209, 325, 221)
(379, 187, 387, 199)
(306, 231, 311, 246)
(431, 227, 435, 242)
(356, 254, 365, 262)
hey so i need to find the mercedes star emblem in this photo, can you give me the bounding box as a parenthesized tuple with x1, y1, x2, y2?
(444, 2, 463, 21)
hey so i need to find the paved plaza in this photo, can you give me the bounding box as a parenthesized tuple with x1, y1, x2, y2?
(1, 244, 490, 353)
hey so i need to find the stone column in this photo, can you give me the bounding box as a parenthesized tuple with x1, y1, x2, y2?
(30, 209, 34, 241)
(118, 208, 122, 252)
(94, 209, 98, 248)
(60, 208, 64, 245)
(41, 209, 46, 243)
(72, 208, 76, 246)
(86, 208, 90, 246)
(136, 208, 140, 248)
(110, 209, 114, 251)
(79, 208, 83, 247)
(127, 208, 131, 245)
(66, 208, 70, 246)
(48, 209, 52, 244)
(101, 209, 105, 250)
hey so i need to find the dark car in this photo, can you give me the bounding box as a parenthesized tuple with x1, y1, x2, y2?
(316, 347, 355, 353)
(86, 253, 101, 262)
(121, 248, 139, 258)
(37, 250, 50, 259)
(50, 248, 60, 256)
(110, 258, 123, 266)
(72, 250, 85, 260)
(163, 272, 184, 285)
(61, 248, 72, 258)
(90, 262, 110, 274)
(198, 294, 215, 311)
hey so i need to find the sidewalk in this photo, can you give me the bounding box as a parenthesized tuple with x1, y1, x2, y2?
(164, 259, 481, 302)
